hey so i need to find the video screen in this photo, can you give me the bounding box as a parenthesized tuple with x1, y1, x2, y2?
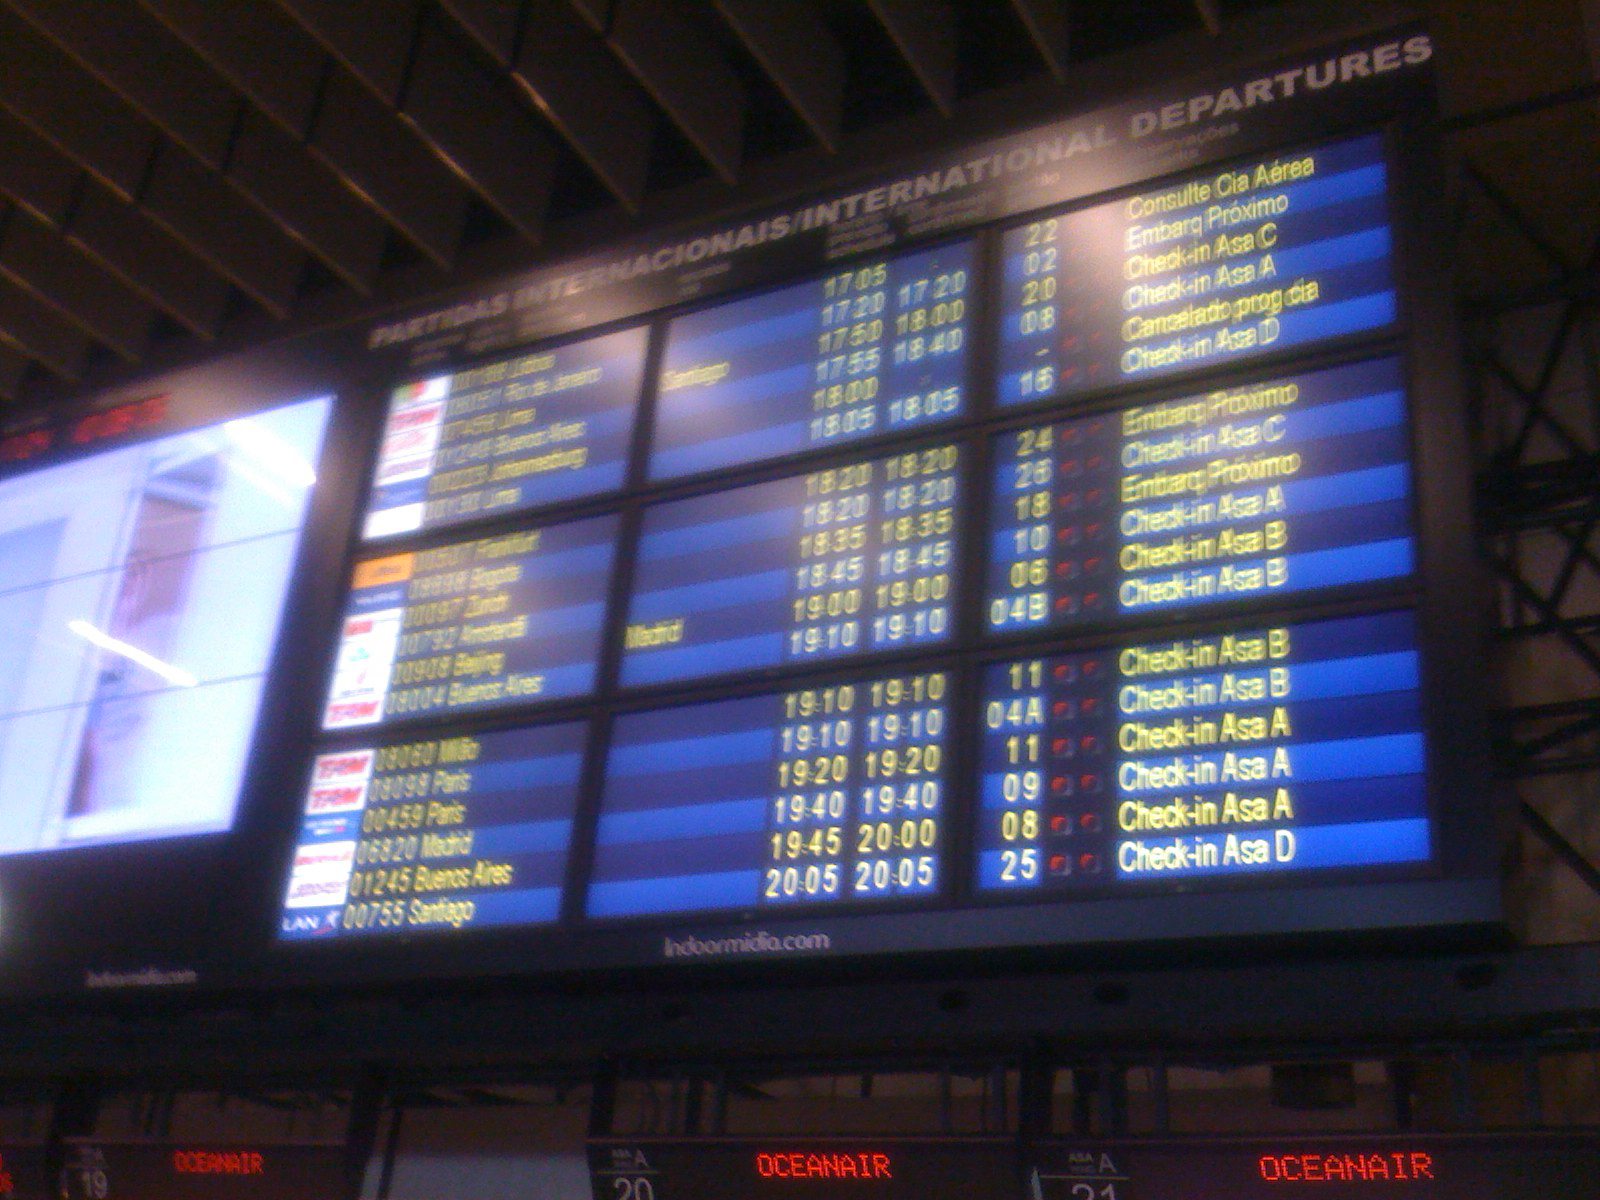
(0, 396, 332, 855)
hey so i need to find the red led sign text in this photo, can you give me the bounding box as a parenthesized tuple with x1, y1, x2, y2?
(0, 394, 170, 466)
(1259, 1152, 1435, 1183)
(69, 395, 169, 445)
(755, 1152, 894, 1180)
(171, 1150, 266, 1175)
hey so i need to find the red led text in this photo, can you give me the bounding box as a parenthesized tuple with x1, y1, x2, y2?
(756, 1152, 893, 1180)
(1259, 1152, 1434, 1183)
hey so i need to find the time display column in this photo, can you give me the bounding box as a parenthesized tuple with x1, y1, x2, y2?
(763, 671, 952, 903)
(872, 446, 959, 647)
(764, 671, 953, 904)
(792, 463, 873, 659)
(767, 683, 854, 903)
(811, 263, 888, 444)
(853, 670, 948, 898)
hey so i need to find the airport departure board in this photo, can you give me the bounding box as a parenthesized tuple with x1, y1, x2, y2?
(362, 327, 646, 539)
(272, 94, 1494, 985)
(997, 132, 1395, 402)
(651, 241, 973, 480)
(622, 445, 961, 686)
(986, 357, 1414, 632)
(321, 515, 618, 729)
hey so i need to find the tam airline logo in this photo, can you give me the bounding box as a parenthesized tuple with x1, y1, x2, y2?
(306, 750, 374, 814)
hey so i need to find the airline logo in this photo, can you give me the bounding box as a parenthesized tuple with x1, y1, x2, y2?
(283, 840, 357, 909)
(307, 750, 374, 814)
(373, 376, 448, 486)
(323, 607, 403, 729)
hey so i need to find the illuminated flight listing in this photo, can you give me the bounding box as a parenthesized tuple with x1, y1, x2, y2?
(622, 445, 961, 686)
(321, 514, 618, 728)
(997, 132, 1394, 403)
(278, 723, 584, 938)
(650, 241, 973, 479)
(986, 358, 1413, 631)
(362, 326, 646, 539)
(977, 611, 1429, 892)
(588, 669, 950, 917)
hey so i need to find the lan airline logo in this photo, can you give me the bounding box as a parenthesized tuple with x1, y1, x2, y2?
(280, 911, 340, 937)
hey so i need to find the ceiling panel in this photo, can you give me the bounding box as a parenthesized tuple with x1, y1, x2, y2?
(0, 0, 1535, 418)
(0, 208, 155, 359)
(6, 0, 241, 169)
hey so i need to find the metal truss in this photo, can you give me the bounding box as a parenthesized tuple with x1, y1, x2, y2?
(1449, 86, 1600, 911)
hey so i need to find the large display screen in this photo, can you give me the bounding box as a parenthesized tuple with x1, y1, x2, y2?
(996, 132, 1395, 402)
(650, 241, 973, 480)
(589, 667, 950, 918)
(986, 357, 1413, 632)
(321, 515, 619, 729)
(976, 611, 1428, 893)
(0, 396, 330, 853)
(280, 722, 585, 939)
(260, 107, 1497, 986)
(362, 327, 647, 539)
(622, 445, 960, 686)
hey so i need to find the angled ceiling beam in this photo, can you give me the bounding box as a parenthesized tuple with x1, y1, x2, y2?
(0, 111, 79, 227)
(513, 1, 651, 211)
(141, 0, 464, 269)
(5, 0, 240, 170)
(271, 0, 424, 105)
(280, 0, 558, 243)
(227, 109, 387, 294)
(0, 8, 157, 201)
(400, 17, 557, 243)
(867, 0, 958, 116)
(0, 341, 29, 401)
(68, 182, 231, 338)
(607, 0, 745, 185)
(0, 208, 154, 360)
(714, 0, 844, 153)
(438, 0, 525, 65)
(308, 69, 469, 268)
(139, 143, 305, 318)
(1007, 0, 1072, 81)
(136, 0, 327, 138)
(0, 273, 91, 381)
(565, 0, 610, 34)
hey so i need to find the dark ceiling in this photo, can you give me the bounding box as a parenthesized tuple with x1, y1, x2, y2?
(0, 0, 1349, 415)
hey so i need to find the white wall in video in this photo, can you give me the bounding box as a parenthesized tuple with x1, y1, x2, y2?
(0, 397, 331, 855)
